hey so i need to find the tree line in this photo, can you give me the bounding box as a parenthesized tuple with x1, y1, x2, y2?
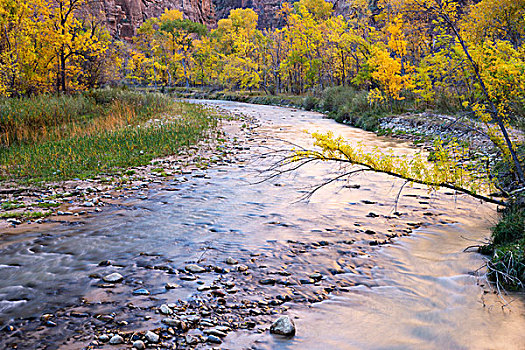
(1, 0, 524, 177)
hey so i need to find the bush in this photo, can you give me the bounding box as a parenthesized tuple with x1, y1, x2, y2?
(488, 240, 525, 290)
(485, 200, 525, 289)
(302, 96, 319, 111)
(492, 204, 525, 246)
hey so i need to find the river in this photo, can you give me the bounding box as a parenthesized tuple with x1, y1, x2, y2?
(0, 100, 523, 349)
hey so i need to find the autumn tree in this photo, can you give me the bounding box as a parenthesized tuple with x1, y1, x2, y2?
(160, 16, 207, 87)
(213, 8, 262, 90)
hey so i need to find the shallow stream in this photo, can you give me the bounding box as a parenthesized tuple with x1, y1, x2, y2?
(0, 101, 523, 349)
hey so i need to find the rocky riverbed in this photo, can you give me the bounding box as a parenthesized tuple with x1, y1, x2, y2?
(1, 101, 524, 350)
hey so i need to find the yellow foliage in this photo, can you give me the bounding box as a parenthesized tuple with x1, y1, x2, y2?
(291, 131, 495, 195)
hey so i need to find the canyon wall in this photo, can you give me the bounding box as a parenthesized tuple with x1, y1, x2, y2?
(97, 0, 215, 40)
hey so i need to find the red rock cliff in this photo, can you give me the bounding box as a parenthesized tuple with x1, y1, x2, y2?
(97, 0, 216, 40)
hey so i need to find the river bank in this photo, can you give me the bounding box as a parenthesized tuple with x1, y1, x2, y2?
(0, 91, 250, 234)
(1, 100, 523, 349)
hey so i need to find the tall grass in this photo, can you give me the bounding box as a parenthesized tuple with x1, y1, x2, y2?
(0, 90, 219, 182)
(0, 89, 178, 146)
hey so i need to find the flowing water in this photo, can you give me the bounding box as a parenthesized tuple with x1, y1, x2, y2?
(0, 100, 523, 349)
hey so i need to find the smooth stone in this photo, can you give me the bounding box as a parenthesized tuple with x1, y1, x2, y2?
(237, 264, 249, 272)
(40, 314, 54, 321)
(180, 274, 196, 281)
(159, 304, 172, 315)
(98, 334, 110, 342)
(145, 331, 159, 343)
(260, 278, 276, 285)
(162, 318, 180, 327)
(109, 335, 124, 344)
(186, 335, 199, 345)
(132, 288, 150, 295)
(270, 316, 296, 336)
(207, 335, 222, 344)
(182, 315, 200, 323)
(185, 264, 206, 273)
(165, 283, 179, 289)
(132, 340, 145, 349)
(309, 272, 322, 281)
(204, 329, 227, 338)
(103, 272, 123, 283)
(226, 257, 238, 265)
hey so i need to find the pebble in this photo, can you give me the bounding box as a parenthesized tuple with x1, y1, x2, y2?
(185, 264, 206, 273)
(40, 314, 54, 321)
(98, 334, 110, 342)
(309, 272, 322, 281)
(186, 335, 199, 345)
(132, 340, 145, 349)
(207, 335, 222, 344)
(132, 288, 150, 295)
(109, 334, 124, 344)
(226, 257, 238, 265)
(165, 282, 179, 289)
(270, 316, 296, 336)
(103, 272, 123, 283)
(260, 278, 276, 285)
(162, 318, 181, 327)
(182, 315, 200, 323)
(70, 311, 89, 318)
(204, 329, 228, 338)
(159, 304, 172, 315)
(180, 274, 196, 281)
(237, 264, 249, 272)
(145, 330, 159, 343)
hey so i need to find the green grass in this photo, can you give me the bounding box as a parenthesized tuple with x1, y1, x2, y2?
(1, 201, 25, 210)
(0, 90, 220, 183)
(36, 202, 61, 209)
(0, 211, 47, 219)
(482, 200, 525, 289)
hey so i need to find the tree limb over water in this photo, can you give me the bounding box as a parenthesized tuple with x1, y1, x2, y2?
(262, 131, 507, 207)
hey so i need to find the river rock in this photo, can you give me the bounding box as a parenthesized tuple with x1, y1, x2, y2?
(98, 334, 110, 342)
(185, 264, 206, 273)
(238, 264, 249, 272)
(180, 274, 196, 281)
(103, 272, 123, 283)
(132, 288, 150, 295)
(165, 282, 179, 289)
(226, 257, 238, 265)
(159, 304, 172, 315)
(109, 334, 124, 344)
(145, 330, 159, 343)
(270, 316, 296, 336)
(132, 340, 145, 349)
(207, 335, 222, 344)
(162, 318, 181, 327)
(260, 278, 276, 285)
(204, 329, 227, 338)
(309, 272, 322, 281)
